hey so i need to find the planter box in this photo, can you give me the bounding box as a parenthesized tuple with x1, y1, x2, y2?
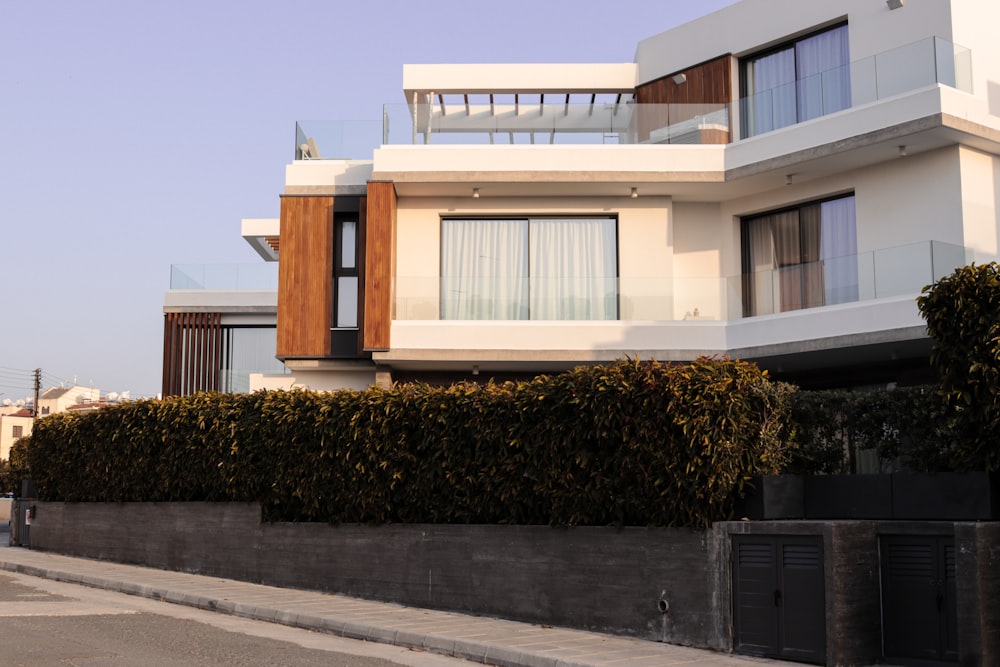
(734, 475, 804, 520)
(891, 472, 999, 520)
(804, 474, 893, 520)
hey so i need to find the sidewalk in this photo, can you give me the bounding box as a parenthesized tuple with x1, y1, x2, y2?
(0, 546, 788, 667)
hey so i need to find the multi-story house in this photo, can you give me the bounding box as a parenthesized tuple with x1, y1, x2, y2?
(164, 0, 1000, 395)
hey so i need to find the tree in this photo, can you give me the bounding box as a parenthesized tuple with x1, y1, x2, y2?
(916, 262, 1000, 470)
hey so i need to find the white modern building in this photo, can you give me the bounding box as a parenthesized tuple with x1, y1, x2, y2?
(164, 0, 1000, 394)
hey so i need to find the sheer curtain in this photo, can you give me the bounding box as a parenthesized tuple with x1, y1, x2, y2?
(742, 216, 778, 316)
(441, 219, 528, 319)
(796, 24, 850, 122)
(747, 47, 796, 135)
(820, 196, 858, 304)
(529, 218, 617, 320)
(742, 196, 857, 316)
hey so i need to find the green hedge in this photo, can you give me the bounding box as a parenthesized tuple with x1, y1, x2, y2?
(14, 358, 794, 527)
(787, 385, 954, 474)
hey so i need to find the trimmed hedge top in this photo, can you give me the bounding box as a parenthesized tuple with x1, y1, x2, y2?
(16, 358, 795, 527)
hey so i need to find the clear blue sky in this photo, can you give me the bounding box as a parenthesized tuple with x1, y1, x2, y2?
(0, 0, 738, 402)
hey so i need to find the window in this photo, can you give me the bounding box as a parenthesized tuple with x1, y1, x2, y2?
(741, 194, 858, 317)
(333, 217, 358, 328)
(12, 425, 23, 439)
(741, 23, 850, 137)
(441, 217, 618, 320)
(219, 326, 287, 393)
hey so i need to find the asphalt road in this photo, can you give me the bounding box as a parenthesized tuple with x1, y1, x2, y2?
(0, 566, 474, 667)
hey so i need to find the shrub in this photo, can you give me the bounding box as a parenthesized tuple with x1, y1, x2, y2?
(787, 385, 954, 474)
(20, 358, 794, 527)
(917, 262, 1000, 471)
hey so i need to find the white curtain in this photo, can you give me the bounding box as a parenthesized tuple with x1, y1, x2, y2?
(529, 218, 617, 320)
(441, 219, 528, 319)
(747, 47, 796, 135)
(743, 216, 779, 316)
(796, 24, 850, 122)
(820, 196, 858, 304)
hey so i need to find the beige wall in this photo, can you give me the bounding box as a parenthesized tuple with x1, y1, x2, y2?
(250, 371, 375, 393)
(394, 196, 675, 321)
(0, 415, 32, 461)
(958, 146, 1000, 259)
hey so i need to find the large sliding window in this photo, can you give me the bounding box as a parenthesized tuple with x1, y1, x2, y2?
(220, 326, 287, 393)
(441, 217, 618, 320)
(741, 23, 850, 137)
(742, 194, 858, 317)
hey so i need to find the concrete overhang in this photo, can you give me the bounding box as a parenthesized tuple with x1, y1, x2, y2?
(365, 85, 1000, 201)
(241, 218, 280, 261)
(163, 290, 276, 313)
(403, 63, 638, 97)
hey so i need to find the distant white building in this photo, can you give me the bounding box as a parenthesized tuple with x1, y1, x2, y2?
(37, 385, 100, 417)
(0, 409, 32, 461)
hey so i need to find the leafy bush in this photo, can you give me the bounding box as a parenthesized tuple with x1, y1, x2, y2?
(917, 262, 1000, 471)
(20, 358, 794, 527)
(787, 385, 954, 474)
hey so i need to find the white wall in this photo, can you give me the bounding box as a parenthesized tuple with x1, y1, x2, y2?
(635, 0, 954, 86)
(250, 371, 375, 393)
(958, 146, 1000, 259)
(671, 202, 732, 320)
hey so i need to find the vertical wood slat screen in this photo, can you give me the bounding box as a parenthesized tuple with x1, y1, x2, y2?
(276, 196, 334, 359)
(161, 312, 222, 397)
(634, 54, 732, 143)
(364, 181, 396, 351)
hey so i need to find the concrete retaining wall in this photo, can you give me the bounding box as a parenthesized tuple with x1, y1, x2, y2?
(26, 502, 725, 648)
(24, 502, 1000, 665)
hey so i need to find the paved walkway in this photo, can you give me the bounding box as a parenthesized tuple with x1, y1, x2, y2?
(0, 544, 790, 667)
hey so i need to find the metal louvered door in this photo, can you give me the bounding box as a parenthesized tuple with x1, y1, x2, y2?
(880, 535, 958, 663)
(732, 535, 826, 664)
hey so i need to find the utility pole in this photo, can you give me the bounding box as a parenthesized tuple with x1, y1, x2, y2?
(33, 368, 41, 420)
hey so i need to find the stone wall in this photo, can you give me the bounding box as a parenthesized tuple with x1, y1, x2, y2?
(25, 502, 1000, 665)
(27, 502, 724, 648)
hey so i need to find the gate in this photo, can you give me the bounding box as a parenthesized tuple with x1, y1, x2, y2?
(732, 534, 826, 664)
(880, 535, 958, 664)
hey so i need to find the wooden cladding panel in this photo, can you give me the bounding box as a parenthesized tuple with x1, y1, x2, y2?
(634, 55, 733, 143)
(363, 182, 395, 351)
(636, 54, 732, 105)
(161, 312, 222, 397)
(277, 196, 334, 358)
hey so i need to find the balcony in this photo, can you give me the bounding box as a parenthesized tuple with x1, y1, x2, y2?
(293, 36, 972, 159)
(393, 241, 970, 323)
(741, 36, 972, 138)
(169, 263, 278, 291)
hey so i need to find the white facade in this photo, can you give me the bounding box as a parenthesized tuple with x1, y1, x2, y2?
(0, 413, 32, 461)
(245, 0, 1000, 391)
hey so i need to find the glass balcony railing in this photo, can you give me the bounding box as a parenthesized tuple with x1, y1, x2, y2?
(293, 36, 972, 155)
(170, 263, 278, 290)
(295, 120, 383, 160)
(392, 241, 970, 322)
(740, 36, 971, 138)
(382, 102, 730, 146)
